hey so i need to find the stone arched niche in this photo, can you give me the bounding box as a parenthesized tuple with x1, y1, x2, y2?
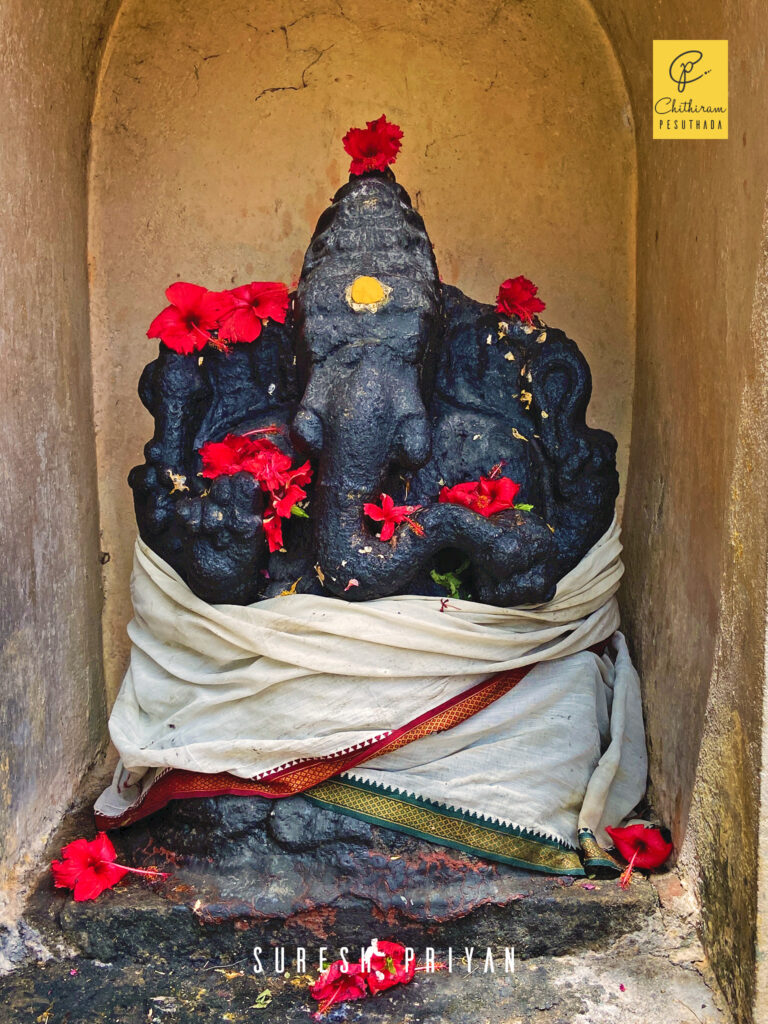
(88, 0, 636, 700)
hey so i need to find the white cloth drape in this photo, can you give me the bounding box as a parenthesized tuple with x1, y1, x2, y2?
(96, 517, 646, 847)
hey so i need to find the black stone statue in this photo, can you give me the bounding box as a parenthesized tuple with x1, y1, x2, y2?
(130, 169, 618, 606)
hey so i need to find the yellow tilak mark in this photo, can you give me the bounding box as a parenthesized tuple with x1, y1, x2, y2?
(279, 577, 303, 596)
(350, 276, 386, 304)
(346, 275, 392, 312)
(167, 470, 189, 494)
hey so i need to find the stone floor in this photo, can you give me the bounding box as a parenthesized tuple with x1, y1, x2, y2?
(0, 780, 732, 1023)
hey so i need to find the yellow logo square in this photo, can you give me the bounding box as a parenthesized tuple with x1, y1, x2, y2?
(653, 40, 728, 139)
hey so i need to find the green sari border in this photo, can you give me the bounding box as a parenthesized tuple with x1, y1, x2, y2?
(305, 776, 585, 876)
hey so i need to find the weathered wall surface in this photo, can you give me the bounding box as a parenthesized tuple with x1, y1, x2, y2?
(88, 0, 636, 702)
(588, 4, 768, 1021)
(0, 0, 119, 920)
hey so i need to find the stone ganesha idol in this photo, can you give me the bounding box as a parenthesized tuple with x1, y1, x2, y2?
(130, 118, 618, 607)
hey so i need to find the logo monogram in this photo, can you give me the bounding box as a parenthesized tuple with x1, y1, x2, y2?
(653, 41, 728, 140)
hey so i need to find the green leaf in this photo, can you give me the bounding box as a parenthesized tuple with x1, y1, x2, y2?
(430, 559, 470, 599)
(253, 989, 272, 1009)
(290, 505, 310, 519)
(514, 503, 534, 511)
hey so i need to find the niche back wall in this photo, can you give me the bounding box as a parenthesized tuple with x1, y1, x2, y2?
(89, 0, 636, 700)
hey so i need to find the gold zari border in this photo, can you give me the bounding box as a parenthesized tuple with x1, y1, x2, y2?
(307, 778, 583, 874)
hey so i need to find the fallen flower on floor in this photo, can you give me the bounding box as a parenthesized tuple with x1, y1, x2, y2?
(605, 822, 673, 889)
(364, 939, 416, 994)
(310, 960, 369, 1018)
(310, 940, 445, 1018)
(51, 833, 169, 901)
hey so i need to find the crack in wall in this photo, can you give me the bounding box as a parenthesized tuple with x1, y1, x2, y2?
(254, 45, 334, 104)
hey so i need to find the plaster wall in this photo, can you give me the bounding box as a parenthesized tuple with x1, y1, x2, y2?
(0, 0, 119, 918)
(588, 4, 768, 1021)
(88, 0, 637, 703)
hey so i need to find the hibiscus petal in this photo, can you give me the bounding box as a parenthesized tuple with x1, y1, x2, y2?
(343, 116, 403, 176)
(147, 305, 184, 340)
(272, 483, 307, 518)
(96, 862, 130, 888)
(363, 503, 386, 522)
(218, 306, 262, 343)
(161, 325, 208, 355)
(51, 858, 82, 889)
(379, 521, 395, 542)
(164, 281, 208, 315)
(90, 832, 118, 864)
(263, 515, 284, 553)
(73, 869, 110, 901)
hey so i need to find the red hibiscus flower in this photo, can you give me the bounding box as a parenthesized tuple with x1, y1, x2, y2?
(262, 508, 284, 553)
(199, 435, 293, 487)
(51, 833, 168, 902)
(363, 493, 424, 542)
(365, 941, 415, 995)
(495, 275, 546, 324)
(198, 431, 313, 555)
(439, 476, 521, 517)
(342, 115, 403, 176)
(242, 445, 294, 492)
(271, 461, 313, 517)
(310, 960, 368, 1016)
(147, 282, 233, 355)
(605, 823, 673, 889)
(217, 281, 290, 345)
(198, 433, 259, 477)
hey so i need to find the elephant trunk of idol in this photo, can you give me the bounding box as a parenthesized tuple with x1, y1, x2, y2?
(292, 356, 542, 601)
(291, 357, 429, 598)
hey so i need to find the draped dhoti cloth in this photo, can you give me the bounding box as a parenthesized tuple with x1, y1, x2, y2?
(95, 517, 647, 875)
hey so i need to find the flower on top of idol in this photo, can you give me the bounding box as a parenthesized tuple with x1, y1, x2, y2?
(439, 476, 521, 517)
(605, 822, 673, 889)
(495, 275, 546, 324)
(363, 493, 424, 542)
(342, 115, 403, 176)
(147, 282, 234, 355)
(216, 281, 290, 346)
(147, 280, 290, 354)
(51, 833, 168, 902)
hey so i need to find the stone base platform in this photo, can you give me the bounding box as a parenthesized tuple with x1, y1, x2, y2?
(3, 784, 730, 1024)
(26, 792, 659, 964)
